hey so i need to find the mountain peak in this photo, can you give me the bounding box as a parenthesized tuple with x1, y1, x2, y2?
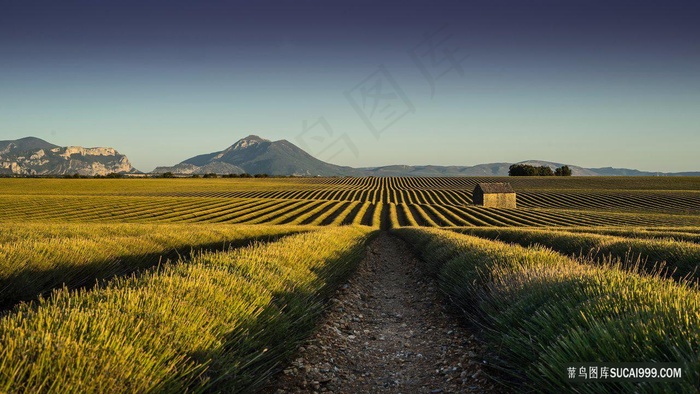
(160, 134, 362, 176)
(16, 136, 49, 143)
(242, 134, 267, 141)
(230, 135, 270, 151)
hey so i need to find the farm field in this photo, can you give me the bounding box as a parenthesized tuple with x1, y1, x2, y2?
(4, 1, 700, 392)
(454, 227, 700, 282)
(0, 223, 306, 310)
(394, 227, 700, 393)
(1, 176, 700, 392)
(2, 177, 700, 228)
(0, 226, 372, 392)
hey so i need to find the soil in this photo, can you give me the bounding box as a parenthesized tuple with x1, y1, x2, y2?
(261, 232, 503, 393)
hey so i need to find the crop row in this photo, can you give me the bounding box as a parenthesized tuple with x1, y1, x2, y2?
(517, 191, 700, 213)
(3, 195, 699, 228)
(0, 223, 305, 310)
(4, 178, 700, 220)
(5, 176, 700, 196)
(154, 186, 700, 214)
(394, 228, 700, 393)
(4, 178, 700, 215)
(0, 226, 373, 393)
(286, 176, 700, 193)
(455, 227, 700, 282)
(545, 227, 700, 244)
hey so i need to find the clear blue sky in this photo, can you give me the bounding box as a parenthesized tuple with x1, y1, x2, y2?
(1, 0, 698, 172)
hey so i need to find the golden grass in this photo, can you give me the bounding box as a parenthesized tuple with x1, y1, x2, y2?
(0, 222, 306, 309)
(394, 227, 700, 392)
(454, 227, 700, 281)
(0, 226, 374, 393)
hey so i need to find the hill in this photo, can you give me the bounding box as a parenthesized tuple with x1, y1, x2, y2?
(153, 135, 365, 176)
(0, 137, 138, 176)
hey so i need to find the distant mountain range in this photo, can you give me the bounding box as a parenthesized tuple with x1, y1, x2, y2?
(3, 136, 698, 177)
(358, 161, 699, 177)
(155, 135, 699, 177)
(0, 137, 137, 176)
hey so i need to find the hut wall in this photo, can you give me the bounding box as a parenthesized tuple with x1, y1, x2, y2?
(482, 193, 516, 208)
(472, 191, 484, 205)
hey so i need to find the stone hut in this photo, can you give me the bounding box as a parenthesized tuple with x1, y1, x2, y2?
(472, 183, 516, 208)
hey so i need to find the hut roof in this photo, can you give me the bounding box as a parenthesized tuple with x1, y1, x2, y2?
(474, 182, 515, 194)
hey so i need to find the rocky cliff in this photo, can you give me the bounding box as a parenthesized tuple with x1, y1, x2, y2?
(0, 137, 138, 176)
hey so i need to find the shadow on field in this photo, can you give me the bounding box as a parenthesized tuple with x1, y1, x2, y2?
(380, 204, 391, 230)
(0, 233, 302, 313)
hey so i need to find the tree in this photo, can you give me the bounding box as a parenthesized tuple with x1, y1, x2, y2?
(555, 165, 572, 176)
(509, 164, 535, 176)
(161, 172, 175, 178)
(510, 164, 555, 176)
(536, 166, 554, 176)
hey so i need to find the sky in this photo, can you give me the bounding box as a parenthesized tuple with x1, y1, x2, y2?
(1, 0, 699, 173)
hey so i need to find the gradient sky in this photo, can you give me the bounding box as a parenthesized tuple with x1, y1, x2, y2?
(1, 0, 699, 172)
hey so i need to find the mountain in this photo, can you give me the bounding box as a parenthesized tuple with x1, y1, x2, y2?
(360, 161, 598, 176)
(510, 160, 600, 176)
(360, 163, 509, 177)
(0, 136, 58, 152)
(512, 162, 700, 176)
(152, 135, 698, 177)
(0, 137, 138, 176)
(362, 160, 697, 177)
(154, 135, 365, 176)
(3, 135, 693, 177)
(362, 162, 540, 176)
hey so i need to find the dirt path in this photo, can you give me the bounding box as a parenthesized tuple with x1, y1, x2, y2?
(263, 232, 500, 393)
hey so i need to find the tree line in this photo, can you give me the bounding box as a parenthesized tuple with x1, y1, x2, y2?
(509, 164, 572, 177)
(160, 172, 274, 179)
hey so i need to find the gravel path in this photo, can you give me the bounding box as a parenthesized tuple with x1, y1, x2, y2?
(262, 232, 501, 393)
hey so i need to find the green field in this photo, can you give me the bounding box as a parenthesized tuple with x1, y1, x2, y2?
(1, 177, 699, 392)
